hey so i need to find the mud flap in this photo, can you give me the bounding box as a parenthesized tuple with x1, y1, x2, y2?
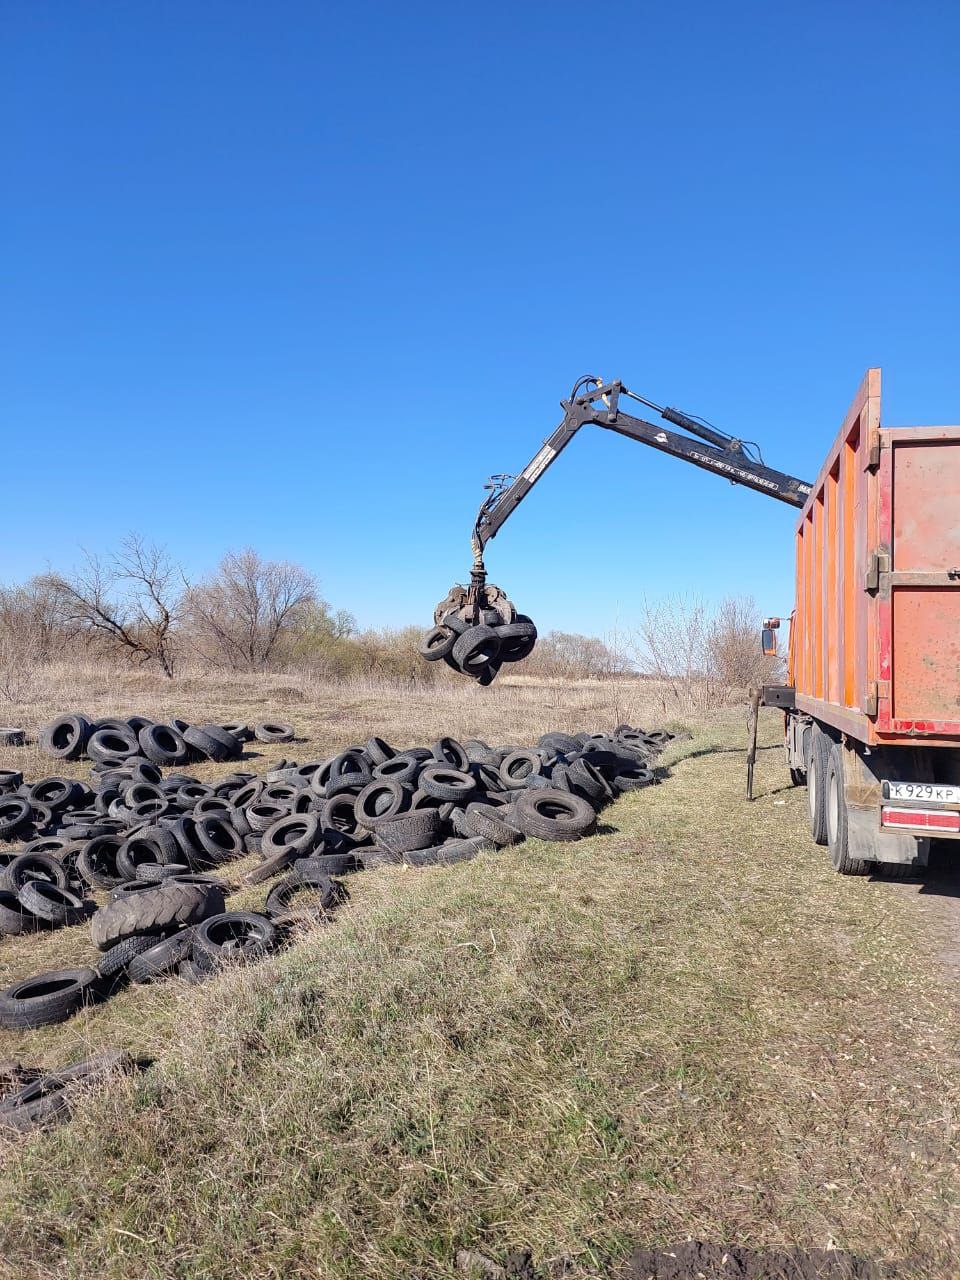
(843, 741, 932, 867)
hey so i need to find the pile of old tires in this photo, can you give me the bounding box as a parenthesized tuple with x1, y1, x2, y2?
(424, 583, 537, 683)
(37, 714, 295, 765)
(0, 719, 672, 1029)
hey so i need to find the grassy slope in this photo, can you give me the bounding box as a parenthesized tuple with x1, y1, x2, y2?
(0, 686, 958, 1278)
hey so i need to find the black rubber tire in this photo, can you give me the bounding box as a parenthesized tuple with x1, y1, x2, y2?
(219, 722, 252, 743)
(0, 797, 31, 840)
(242, 843, 300, 884)
(138, 723, 190, 767)
(825, 743, 871, 875)
(117, 826, 182, 880)
(39, 714, 92, 761)
(372, 755, 422, 786)
(0, 968, 101, 1029)
(182, 725, 229, 763)
(132, 862, 191, 883)
(376, 809, 441, 854)
(292, 852, 361, 878)
(191, 793, 234, 816)
(807, 728, 832, 846)
(496, 618, 538, 663)
(198, 723, 243, 761)
(538, 732, 581, 755)
(194, 816, 244, 865)
(16, 881, 86, 926)
(363, 736, 395, 765)
(355, 780, 410, 828)
(438, 610, 471, 635)
(611, 765, 655, 792)
(254, 722, 295, 743)
(5, 852, 70, 894)
(401, 838, 492, 867)
(499, 750, 542, 788)
(26, 777, 81, 811)
(418, 765, 475, 802)
(245, 801, 291, 833)
(192, 911, 278, 967)
(325, 752, 372, 795)
(0, 769, 24, 792)
(451, 625, 502, 672)
(265, 871, 344, 918)
(261, 813, 320, 859)
(128, 927, 198, 984)
(565, 757, 612, 803)
(87, 726, 140, 764)
(0, 728, 26, 747)
(90, 879, 225, 951)
(78, 836, 126, 891)
(465, 803, 522, 847)
(419, 626, 457, 661)
(0, 890, 44, 937)
(24, 836, 68, 856)
(0, 1078, 71, 1132)
(431, 737, 470, 771)
(320, 794, 362, 836)
(515, 789, 597, 842)
(96, 934, 158, 986)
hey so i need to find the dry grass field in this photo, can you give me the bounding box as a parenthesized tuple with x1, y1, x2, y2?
(0, 665, 958, 1278)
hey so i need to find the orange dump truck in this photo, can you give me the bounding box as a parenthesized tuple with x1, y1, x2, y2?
(765, 369, 960, 874)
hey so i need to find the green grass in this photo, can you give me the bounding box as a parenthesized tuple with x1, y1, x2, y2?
(0, 711, 959, 1279)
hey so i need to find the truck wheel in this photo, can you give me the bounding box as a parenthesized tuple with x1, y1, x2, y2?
(825, 743, 871, 876)
(806, 729, 831, 845)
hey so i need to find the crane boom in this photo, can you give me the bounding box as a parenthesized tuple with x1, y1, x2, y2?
(471, 376, 812, 573)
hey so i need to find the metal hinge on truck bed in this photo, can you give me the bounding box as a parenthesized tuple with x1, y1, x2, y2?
(864, 680, 890, 717)
(864, 548, 890, 593)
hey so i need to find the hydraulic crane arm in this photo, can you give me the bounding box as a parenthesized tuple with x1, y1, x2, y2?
(471, 375, 812, 578)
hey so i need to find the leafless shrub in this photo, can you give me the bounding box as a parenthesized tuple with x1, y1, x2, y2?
(41, 537, 184, 678)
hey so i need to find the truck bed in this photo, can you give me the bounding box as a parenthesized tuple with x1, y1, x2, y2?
(789, 369, 960, 746)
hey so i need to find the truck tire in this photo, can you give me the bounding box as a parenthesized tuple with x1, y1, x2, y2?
(807, 728, 831, 846)
(825, 742, 871, 876)
(90, 879, 224, 951)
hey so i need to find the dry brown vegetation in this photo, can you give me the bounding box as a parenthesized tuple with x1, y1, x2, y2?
(1, 542, 773, 711)
(0, 668, 958, 1278)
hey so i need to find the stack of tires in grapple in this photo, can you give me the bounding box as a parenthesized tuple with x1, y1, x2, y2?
(422, 583, 537, 684)
(0, 718, 672, 1030)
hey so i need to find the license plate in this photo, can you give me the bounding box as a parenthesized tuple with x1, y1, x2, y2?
(883, 781, 960, 804)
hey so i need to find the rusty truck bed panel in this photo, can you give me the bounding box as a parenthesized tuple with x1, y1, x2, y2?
(789, 370, 960, 746)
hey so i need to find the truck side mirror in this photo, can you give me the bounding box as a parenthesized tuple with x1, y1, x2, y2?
(761, 628, 778, 657)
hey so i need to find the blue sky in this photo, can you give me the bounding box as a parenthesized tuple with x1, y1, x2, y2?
(3, 2, 958, 637)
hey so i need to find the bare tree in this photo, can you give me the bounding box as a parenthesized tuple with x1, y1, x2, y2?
(42, 536, 184, 677)
(0, 576, 71, 665)
(705, 595, 780, 688)
(184, 549, 318, 670)
(631, 593, 775, 712)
